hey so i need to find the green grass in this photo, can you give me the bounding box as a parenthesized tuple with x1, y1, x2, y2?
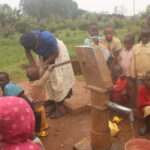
(0, 30, 87, 81)
(0, 34, 29, 81)
(56, 29, 87, 57)
(0, 28, 132, 81)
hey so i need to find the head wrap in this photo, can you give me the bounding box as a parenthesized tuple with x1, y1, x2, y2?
(0, 96, 42, 150)
(4, 83, 23, 96)
(20, 32, 36, 50)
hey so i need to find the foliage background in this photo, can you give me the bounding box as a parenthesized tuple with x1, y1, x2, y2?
(0, 2, 150, 81)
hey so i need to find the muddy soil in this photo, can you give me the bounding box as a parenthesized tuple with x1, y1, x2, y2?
(41, 112, 150, 150)
(19, 81, 150, 150)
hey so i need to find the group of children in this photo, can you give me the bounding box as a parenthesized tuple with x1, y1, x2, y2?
(0, 65, 53, 138)
(84, 15, 150, 136)
(1, 15, 150, 150)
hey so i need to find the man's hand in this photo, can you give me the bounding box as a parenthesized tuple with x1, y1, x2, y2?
(48, 64, 54, 72)
(43, 65, 48, 70)
(43, 64, 54, 72)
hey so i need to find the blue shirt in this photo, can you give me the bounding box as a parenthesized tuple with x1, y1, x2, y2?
(31, 30, 58, 59)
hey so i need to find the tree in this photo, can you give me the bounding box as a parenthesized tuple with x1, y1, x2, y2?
(114, 6, 118, 14)
(139, 4, 150, 18)
(0, 4, 18, 27)
(19, 0, 79, 19)
(118, 5, 127, 15)
(146, 4, 150, 14)
(113, 5, 127, 15)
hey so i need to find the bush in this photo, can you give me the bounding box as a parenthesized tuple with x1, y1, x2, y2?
(57, 22, 67, 30)
(76, 20, 89, 30)
(114, 19, 124, 29)
(46, 22, 58, 33)
(70, 24, 76, 31)
(65, 31, 71, 37)
(38, 23, 46, 31)
(16, 20, 31, 33)
(2, 27, 15, 38)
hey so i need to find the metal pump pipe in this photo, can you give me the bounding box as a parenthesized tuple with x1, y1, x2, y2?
(107, 101, 134, 122)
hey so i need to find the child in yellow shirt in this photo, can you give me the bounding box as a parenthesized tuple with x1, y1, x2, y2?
(103, 25, 122, 63)
(131, 26, 150, 87)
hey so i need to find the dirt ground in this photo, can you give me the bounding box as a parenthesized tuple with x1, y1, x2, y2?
(19, 81, 150, 150)
(41, 112, 150, 150)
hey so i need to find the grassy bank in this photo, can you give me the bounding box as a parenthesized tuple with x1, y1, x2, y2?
(0, 30, 87, 81)
(0, 34, 27, 80)
(0, 28, 138, 81)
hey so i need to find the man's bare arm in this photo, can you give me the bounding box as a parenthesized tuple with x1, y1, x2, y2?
(43, 50, 59, 66)
(25, 49, 37, 68)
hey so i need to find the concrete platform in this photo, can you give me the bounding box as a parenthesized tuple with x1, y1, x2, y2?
(73, 137, 92, 150)
(73, 137, 124, 150)
(65, 82, 90, 115)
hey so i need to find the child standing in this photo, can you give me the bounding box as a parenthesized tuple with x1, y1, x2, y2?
(109, 64, 130, 105)
(138, 71, 150, 135)
(84, 22, 110, 62)
(131, 26, 150, 87)
(84, 23, 104, 46)
(102, 25, 122, 62)
(25, 66, 52, 137)
(118, 34, 135, 106)
(118, 34, 134, 77)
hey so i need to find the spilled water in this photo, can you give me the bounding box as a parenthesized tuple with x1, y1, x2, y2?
(130, 122, 135, 139)
(129, 122, 136, 150)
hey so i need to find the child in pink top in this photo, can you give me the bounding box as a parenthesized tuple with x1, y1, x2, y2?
(0, 96, 42, 150)
(118, 34, 135, 77)
(118, 34, 136, 106)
